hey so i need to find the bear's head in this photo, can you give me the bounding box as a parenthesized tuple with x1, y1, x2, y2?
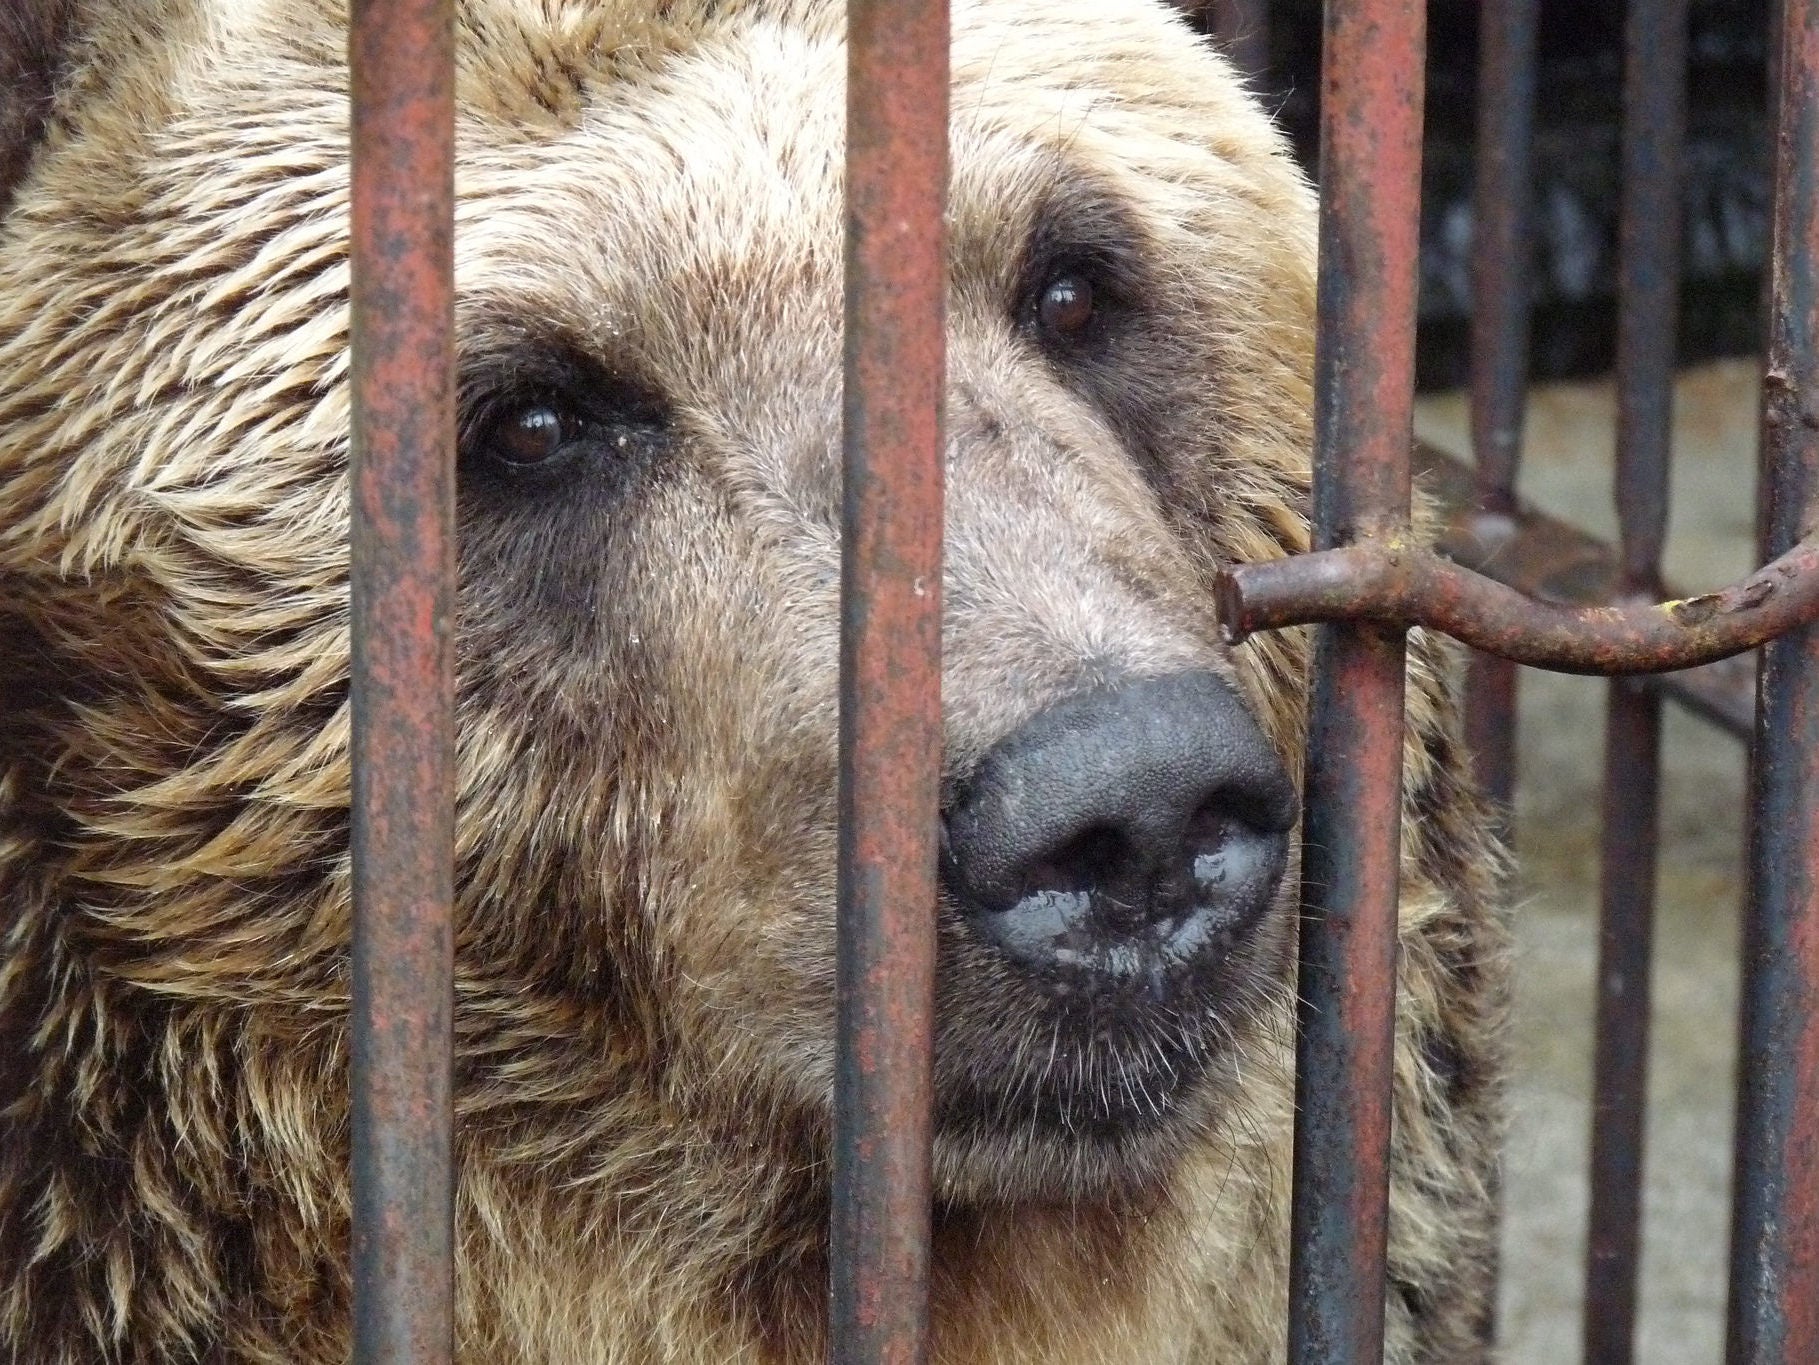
(424, 0, 1325, 1203)
(1, 0, 1341, 1305)
(441, 0, 1322, 1205)
(4, 6, 1522, 1360)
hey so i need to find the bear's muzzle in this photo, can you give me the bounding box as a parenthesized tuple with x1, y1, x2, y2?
(941, 671, 1296, 1002)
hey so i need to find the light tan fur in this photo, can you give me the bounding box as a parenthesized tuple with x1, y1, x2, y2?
(0, 1, 1508, 1360)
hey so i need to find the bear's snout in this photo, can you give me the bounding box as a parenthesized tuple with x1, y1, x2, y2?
(941, 671, 1296, 997)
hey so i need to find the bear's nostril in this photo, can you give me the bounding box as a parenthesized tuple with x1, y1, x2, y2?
(1187, 803, 1237, 851)
(1023, 823, 1127, 898)
(1184, 804, 1239, 886)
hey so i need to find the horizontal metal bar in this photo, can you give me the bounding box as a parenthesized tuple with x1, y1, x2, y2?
(1416, 443, 1755, 734)
(829, 0, 948, 1361)
(1217, 534, 1819, 675)
(346, 0, 457, 1360)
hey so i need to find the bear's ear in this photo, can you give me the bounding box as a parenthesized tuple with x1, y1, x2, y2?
(1, 0, 81, 218)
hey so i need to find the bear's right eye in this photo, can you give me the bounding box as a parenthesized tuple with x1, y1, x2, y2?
(461, 368, 670, 491)
(467, 395, 601, 480)
(491, 402, 570, 469)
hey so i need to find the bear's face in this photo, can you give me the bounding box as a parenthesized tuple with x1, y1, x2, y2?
(439, 3, 1322, 1201)
(1, 0, 1321, 1207)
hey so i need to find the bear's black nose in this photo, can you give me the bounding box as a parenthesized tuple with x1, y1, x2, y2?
(941, 672, 1297, 989)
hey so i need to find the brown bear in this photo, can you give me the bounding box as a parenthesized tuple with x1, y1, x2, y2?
(0, 1, 1508, 1360)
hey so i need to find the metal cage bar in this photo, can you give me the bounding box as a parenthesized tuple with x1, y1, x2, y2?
(1463, 0, 1541, 818)
(829, 2, 949, 1361)
(346, 0, 458, 1360)
(1283, 4, 1424, 1361)
(1727, 2, 1819, 1358)
(1584, 3, 1690, 1359)
(1459, 8, 1540, 1321)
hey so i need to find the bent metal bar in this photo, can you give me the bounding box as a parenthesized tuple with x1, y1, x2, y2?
(338, 1, 1819, 1362)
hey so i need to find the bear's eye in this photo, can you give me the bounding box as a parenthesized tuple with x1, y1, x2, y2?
(1036, 273, 1095, 340)
(462, 370, 670, 491)
(490, 402, 570, 469)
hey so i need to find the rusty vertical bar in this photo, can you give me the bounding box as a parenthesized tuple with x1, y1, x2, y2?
(1464, 0, 1541, 818)
(1726, 0, 1819, 1358)
(1465, 7, 1541, 1339)
(830, 0, 948, 1362)
(1212, 0, 1271, 84)
(1758, 0, 1786, 570)
(1582, 4, 1687, 1360)
(1284, 3, 1422, 1362)
(1583, 690, 1664, 1365)
(347, 0, 457, 1360)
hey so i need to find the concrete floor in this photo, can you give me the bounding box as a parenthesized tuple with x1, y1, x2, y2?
(1414, 358, 1759, 1363)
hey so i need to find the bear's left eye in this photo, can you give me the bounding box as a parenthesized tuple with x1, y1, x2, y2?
(1036, 273, 1096, 340)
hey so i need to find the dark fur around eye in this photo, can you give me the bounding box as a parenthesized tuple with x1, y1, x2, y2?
(458, 342, 670, 495)
(1011, 181, 1199, 493)
(1014, 182, 1150, 358)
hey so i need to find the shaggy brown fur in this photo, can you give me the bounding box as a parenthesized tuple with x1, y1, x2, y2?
(0, 1, 1508, 1360)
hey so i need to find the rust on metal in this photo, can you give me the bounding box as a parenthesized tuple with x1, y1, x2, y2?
(1586, 675, 1664, 1365)
(1585, 2, 1689, 1356)
(1216, 533, 1819, 675)
(1727, 0, 1819, 1357)
(1417, 443, 1755, 736)
(1283, 2, 1423, 1362)
(347, 0, 457, 1360)
(1462, 645, 1520, 818)
(1462, 0, 1541, 813)
(829, 1, 948, 1362)
(1218, 0, 1819, 688)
